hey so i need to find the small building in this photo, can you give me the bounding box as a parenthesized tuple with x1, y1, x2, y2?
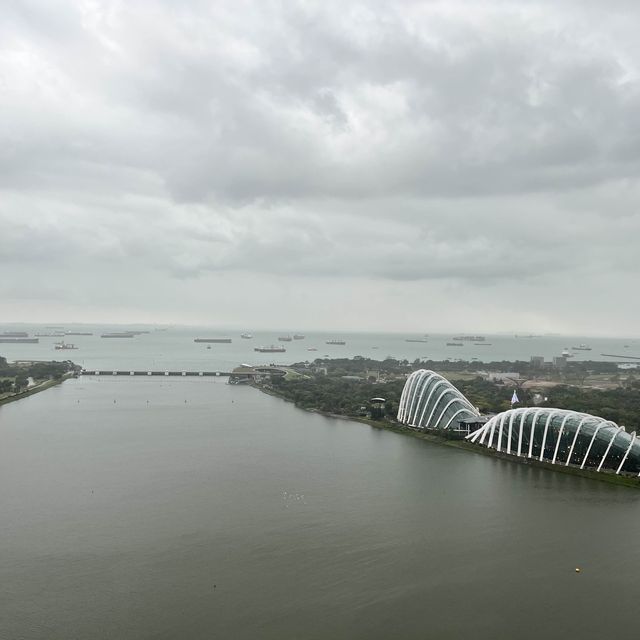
(369, 397, 386, 419)
(485, 372, 520, 383)
(455, 416, 490, 435)
(552, 356, 567, 369)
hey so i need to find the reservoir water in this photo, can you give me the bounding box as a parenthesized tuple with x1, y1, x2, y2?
(1, 377, 640, 639)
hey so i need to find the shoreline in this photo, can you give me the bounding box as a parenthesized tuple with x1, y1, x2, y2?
(0, 374, 73, 407)
(256, 384, 640, 490)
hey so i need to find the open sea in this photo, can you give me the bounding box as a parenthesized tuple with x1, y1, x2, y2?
(1, 324, 639, 371)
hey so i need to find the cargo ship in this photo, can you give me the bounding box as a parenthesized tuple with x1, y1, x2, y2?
(101, 332, 136, 338)
(254, 345, 286, 353)
(65, 332, 93, 336)
(293, 334, 305, 340)
(572, 344, 592, 351)
(0, 337, 39, 343)
(405, 338, 428, 343)
(194, 338, 232, 343)
(1, 331, 29, 338)
(55, 341, 78, 350)
(452, 335, 485, 341)
(240, 333, 253, 339)
(278, 336, 293, 342)
(326, 339, 346, 345)
(446, 342, 463, 347)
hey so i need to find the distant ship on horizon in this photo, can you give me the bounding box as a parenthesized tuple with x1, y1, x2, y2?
(55, 341, 78, 350)
(255, 345, 286, 353)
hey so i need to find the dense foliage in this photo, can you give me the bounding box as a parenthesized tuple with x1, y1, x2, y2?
(0, 356, 77, 395)
(543, 383, 640, 427)
(273, 357, 640, 428)
(270, 375, 405, 416)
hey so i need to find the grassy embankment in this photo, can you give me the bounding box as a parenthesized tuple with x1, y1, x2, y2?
(0, 373, 75, 407)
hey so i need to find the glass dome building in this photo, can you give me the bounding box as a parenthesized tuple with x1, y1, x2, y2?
(466, 408, 640, 475)
(397, 369, 480, 430)
(397, 370, 640, 476)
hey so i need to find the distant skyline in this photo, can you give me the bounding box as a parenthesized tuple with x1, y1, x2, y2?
(3, 1, 640, 336)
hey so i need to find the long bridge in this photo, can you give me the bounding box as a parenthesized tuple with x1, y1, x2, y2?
(80, 370, 231, 377)
(79, 365, 289, 382)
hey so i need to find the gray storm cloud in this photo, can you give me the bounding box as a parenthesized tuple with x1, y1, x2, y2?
(2, 0, 640, 333)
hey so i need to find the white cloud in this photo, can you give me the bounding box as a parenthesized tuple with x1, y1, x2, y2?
(2, 0, 640, 334)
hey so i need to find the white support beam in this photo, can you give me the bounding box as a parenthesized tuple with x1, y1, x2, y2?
(580, 422, 607, 470)
(517, 410, 529, 457)
(597, 427, 622, 472)
(487, 416, 499, 448)
(528, 410, 544, 458)
(434, 398, 464, 430)
(410, 372, 437, 426)
(425, 388, 453, 428)
(418, 380, 446, 428)
(538, 411, 558, 462)
(479, 418, 495, 445)
(397, 374, 411, 421)
(565, 416, 590, 466)
(406, 371, 429, 425)
(444, 408, 470, 431)
(496, 412, 509, 452)
(506, 410, 519, 455)
(551, 413, 574, 464)
(616, 432, 636, 475)
(416, 375, 443, 427)
(397, 373, 410, 421)
(401, 371, 422, 423)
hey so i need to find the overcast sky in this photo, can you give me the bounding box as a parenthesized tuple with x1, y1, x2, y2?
(2, 1, 640, 335)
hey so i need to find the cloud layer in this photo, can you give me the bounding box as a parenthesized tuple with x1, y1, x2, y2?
(2, 0, 640, 333)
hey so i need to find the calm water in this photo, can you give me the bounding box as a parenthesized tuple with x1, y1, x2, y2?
(1, 377, 640, 639)
(1, 324, 640, 370)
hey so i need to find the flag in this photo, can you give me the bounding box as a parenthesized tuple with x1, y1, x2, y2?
(511, 390, 519, 405)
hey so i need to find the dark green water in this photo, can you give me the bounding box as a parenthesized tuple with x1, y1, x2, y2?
(1, 377, 639, 639)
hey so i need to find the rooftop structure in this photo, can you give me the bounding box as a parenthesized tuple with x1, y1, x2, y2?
(397, 369, 479, 430)
(467, 408, 640, 476)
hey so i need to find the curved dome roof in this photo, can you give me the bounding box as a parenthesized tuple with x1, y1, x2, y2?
(466, 408, 640, 475)
(397, 369, 479, 430)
